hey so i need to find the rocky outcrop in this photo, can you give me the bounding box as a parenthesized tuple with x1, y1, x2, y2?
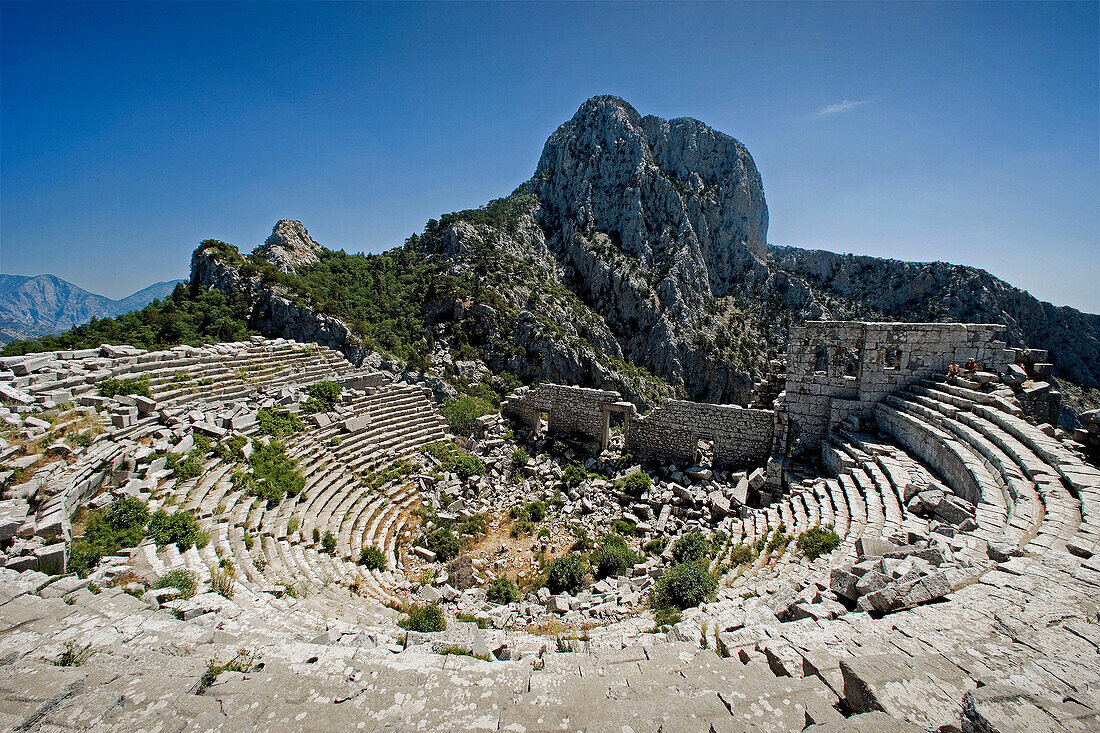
(253, 220, 323, 273)
(770, 246, 1100, 388)
(190, 243, 370, 365)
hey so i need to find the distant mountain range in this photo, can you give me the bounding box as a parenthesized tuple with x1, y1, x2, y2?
(0, 274, 185, 344)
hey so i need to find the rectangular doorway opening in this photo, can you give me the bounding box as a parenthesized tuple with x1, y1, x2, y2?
(694, 437, 715, 468)
(535, 410, 550, 436)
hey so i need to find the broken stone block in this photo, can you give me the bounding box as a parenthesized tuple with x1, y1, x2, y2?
(855, 570, 891, 596)
(933, 494, 974, 526)
(343, 415, 370, 433)
(829, 567, 860, 600)
(856, 537, 896, 559)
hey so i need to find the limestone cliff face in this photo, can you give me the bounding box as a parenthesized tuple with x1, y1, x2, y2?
(518, 96, 771, 401)
(253, 220, 323, 273)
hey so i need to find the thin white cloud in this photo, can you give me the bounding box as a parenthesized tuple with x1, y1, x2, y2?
(813, 99, 871, 117)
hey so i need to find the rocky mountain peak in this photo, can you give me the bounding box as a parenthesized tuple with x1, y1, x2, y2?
(531, 95, 768, 299)
(253, 219, 322, 273)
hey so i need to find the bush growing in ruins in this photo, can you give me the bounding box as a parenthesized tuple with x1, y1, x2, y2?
(610, 519, 637, 537)
(525, 500, 547, 522)
(214, 436, 248, 462)
(426, 527, 460, 561)
(591, 534, 640, 579)
(650, 561, 717, 611)
(511, 448, 529, 468)
(69, 497, 149, 576)
(98, 376, 152, 399)
(486, 577, 521, 604)
(796, 525, 840, 560)
(359, 546, 386, 570)
(147, 510, 206, 551)
(256, 408, 304, 439)
(441, 395, 495, 437)
(153, 569, 197, 599)
(210, 564, 235, 599)
(400, 603, 446, 633)
(729, 544, 754, 566)
(615, 471, 651, 497)
(423, 441, 486, 479)
(321, 531, 337, 555)
(562, 463, 588, 487)
(671, 531, 710, 564)
(545, 554, 586, 595)
(233, 442, 304, 507)
(302, 380, 342, 413)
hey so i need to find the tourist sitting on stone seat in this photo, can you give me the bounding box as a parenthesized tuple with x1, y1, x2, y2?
(965, 357, 978, 372)
(947, 362, 960, 383)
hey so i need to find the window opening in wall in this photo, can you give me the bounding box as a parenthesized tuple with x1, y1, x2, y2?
(884, 347, 901, 370)
(694, 437, 715, 468)
(813, 346, 829, 374)
(535, 410, 550, 436)
(841, 347, 860, 378)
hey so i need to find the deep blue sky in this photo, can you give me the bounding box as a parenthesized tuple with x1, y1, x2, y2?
(2, 2, 1097, 311)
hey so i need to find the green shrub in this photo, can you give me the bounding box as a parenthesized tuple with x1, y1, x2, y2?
(214, 436, 248, 462)
(729, 544, 754, 566)
(256, 408, 303, 438)
(147, 509, 205, 551)
(511, 448, 529, 468)
(486, 577, 521, 605)
(321, 531, 337, 555)
(210, 564, 235, 599)
(287, 516, 299, 535)
(591, 534, 640, 579)
(426, 527, 460, 561)
(440, 395, 495, 437)
(68, 497, 150, 576)
(796, 525, 841, 560)
(562, 463, 588, 486)
(400, 603, 446, 633)
(545, 554, 586, 595)
(610, 519, 637, 537)
(643, 538, 667, 555)
(671, 530, 710, 564)
(456, 513, 487, 541)
(359, 546, 386, 570)
(615, 472, 651, 497)
(510, 518, 534, 538)
(104, 496, 149, 530)
(153, 569, 197, 599)
(525, 500, 547, 523)
(312, 527, 321, 543)
(98, 376, 151, 399)
(302, 380, 342, 413)
(423, 441, 486, 479)
(650, 560, 716, 611)
(232, 442, 304, 507)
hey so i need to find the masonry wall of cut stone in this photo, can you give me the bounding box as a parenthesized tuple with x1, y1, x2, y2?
(625, 401, 775, 469)
(783, 321, 1015, 449)
(501, 384, 624, 443)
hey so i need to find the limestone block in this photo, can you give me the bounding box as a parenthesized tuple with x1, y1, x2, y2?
(343, 415, 370, 433)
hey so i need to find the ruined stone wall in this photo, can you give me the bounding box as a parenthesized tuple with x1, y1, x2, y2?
(625, 401, 774, 469)
(501, 384, 624, 443)
(784, 322, 1014, 449)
